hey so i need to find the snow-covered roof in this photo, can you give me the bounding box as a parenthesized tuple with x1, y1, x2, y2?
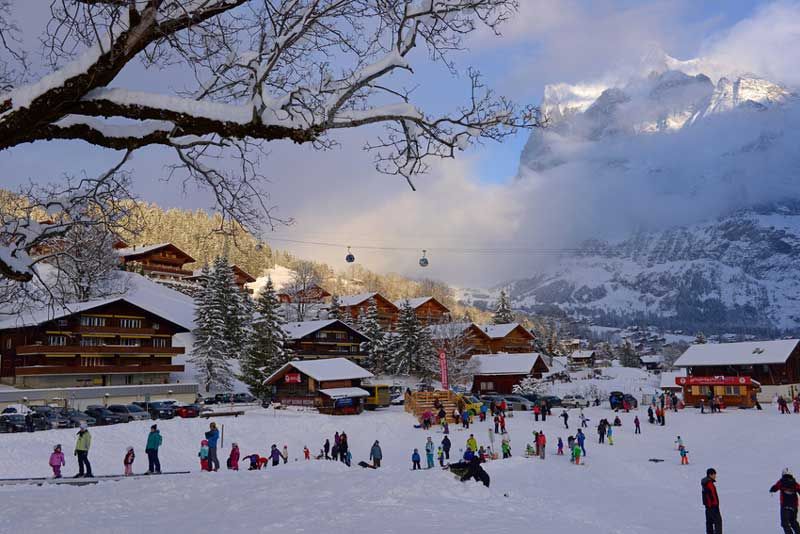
(426, 322, 486, 340)
(569, 350, 596, 360)
(480, 323, 524, 339)
(338, 292, 378, 307)
(115, 242, 195, 262)
(394, 297, 433, 309)
(266, 358, 373, 383)
(660, 369, 687, 389)
(0, 272, 195, 331)
(550, 357, 568, 372)
(674, 339, 800, 367)
(471, 353, 544, 376)
(282, 320, 363, 340)
(640, 354, 664, 364)
(318, 387, 370, 399)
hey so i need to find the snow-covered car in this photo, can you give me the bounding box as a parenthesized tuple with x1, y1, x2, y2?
(108, 404, 151, 422)
(561, 395, 590, 408)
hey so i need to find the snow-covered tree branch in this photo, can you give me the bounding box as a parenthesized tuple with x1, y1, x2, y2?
(0, 0, 540, 282)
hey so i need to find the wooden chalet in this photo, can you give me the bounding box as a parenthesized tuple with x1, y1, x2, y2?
(470, 353, 549, 394)
(427, 322, 493, 357)
(639, 354, 664, 371)
(674, 339, 800, 403)
(265, 358, 373, 414)
(283, 320, 369, 361)
(0, 298, 188, 389)
(336, 293, 399, 327)
(568, 350, 597, 369)
(185, 264, 256, 291)
(117, 243, 196, 281)
(479, 323, 535, 354)
(394, 297, 451, 326)
(278, 284, 331, 304)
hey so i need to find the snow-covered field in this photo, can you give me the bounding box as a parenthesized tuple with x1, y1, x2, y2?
(0, 402, 793, 533)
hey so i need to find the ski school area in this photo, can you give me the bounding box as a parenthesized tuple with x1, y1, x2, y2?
(0, 400, 797, 533)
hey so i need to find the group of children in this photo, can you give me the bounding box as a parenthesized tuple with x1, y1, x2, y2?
(47, 443, 138, 478)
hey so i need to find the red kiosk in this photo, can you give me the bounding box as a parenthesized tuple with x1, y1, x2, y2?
(676, 375, 760, 409)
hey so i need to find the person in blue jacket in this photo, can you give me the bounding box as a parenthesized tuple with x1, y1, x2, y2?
(463, 448, 475, 462)
(576, 429, 586, 457)
(425, 437, 435, 469)
(204, 422, 220, 471)
(412, 449, 421, 470)
(269, 444, 282, 466)
(479, 403, 488, 422)
(461, 409, 470, 429)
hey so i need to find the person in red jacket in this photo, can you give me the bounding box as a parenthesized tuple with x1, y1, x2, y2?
(770, 468, 800, 534)
(701, 468, 722, 534)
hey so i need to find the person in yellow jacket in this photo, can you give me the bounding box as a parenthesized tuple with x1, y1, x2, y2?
(74, 423, 93, 478)
(466, 434, 478, 452)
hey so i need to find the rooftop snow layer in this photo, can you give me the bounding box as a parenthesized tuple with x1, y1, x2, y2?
(318, 387, 370, 399)
(282, 320, 359, 340)
(393, 297, 433, 309)
(266, 358, 373, 383)
(674, 339, 800, 367)
(338, 293, 379, 307)
(570, 350, 596, 360)
(471, 353, 543, 375)
(480, 323, 526, 339)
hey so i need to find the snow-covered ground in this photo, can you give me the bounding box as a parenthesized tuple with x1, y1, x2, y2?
(0, 402, 794, 533)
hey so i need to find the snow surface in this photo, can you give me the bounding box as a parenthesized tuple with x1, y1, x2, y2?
(674, 339, 800, 367)
(283, 319, 357, 340)
(266, 358, 373, 383)
(393, 296, 433, 309)
(480, 323, 522, 339)
(246, 265, 295, 295)
(471, 353, 542, 375)
(338, 292, 379, 307)
(0, 402, 795, 533)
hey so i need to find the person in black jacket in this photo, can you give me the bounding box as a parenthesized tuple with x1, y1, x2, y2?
(770, 468, 800, 534)
(701, 468, 722, 534)
(441, 435, 451, 461)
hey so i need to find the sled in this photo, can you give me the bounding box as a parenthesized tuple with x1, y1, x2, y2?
(648, 458, 665, 463)
(357, 461, 376, 469)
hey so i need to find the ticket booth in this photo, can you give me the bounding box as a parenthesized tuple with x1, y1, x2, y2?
(676, 376, 760, 409)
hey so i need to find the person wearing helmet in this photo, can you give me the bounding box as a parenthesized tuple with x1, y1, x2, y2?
(198, 440, 210, 471)
(227, 443, 240, 471)
(770, 468, 800, 534)
(123, 446, 135, 476)
(701, 468, 722, 534)
(49, 444, 65, 479)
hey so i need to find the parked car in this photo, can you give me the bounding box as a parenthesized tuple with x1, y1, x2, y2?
(609, 391, 639, 410)
(1, 406, 18, 414)
(233, 392, 257, 404)
(32, 407, 72, 429)
(133, 401, 176, 420)
(561, 394, 590, 408)
(173, 403, 201, 418)
(60, 409, 97, 427)
(502, 395, 533, 411)
(519, 393, 541, 405)
(389, 393, 404, 406)
(458, 394, 484, 415)
(84, 405, 124, 425)
(539, 395, 563, 408)
(0, 414, 27, 432)
(107, 404, 151, 422)
(213, 393, 235, 404)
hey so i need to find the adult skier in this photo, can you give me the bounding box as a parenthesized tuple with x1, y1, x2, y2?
(560, 410, 569, 429)
(576, 429, 586, 457)
(74, 423, 92, 478)
(441, 436, 451, 461)
(770, 468, 800, 534)
(205, 422, 220, 471)
(145, 424, 163, 474)
(701, 468, 722, 534)
(369, 440, 382, 468)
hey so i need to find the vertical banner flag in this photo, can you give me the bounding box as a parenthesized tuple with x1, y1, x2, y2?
(438, 349, 449, 391)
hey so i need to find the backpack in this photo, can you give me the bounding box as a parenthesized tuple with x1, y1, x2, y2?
(226, 457, 232, 469)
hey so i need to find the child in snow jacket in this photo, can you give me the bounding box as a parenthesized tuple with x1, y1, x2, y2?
(499, 414, 507, 434)
(412, 449, 421, 470)
(304, 446, 310, 460)
(370, 441, 383, 468)
(501, 440, 511, 459)
(198, 440, 210, 471)
(466, 435, 478, 452)
(679, 445, 689, 465)
(123, 447, 135, 476)
(634, 416, 641, 434)
(228, 443, 240, 471)
(606, 426, 614, 445)
(282, 445, 289, 464)
(526, 444, 535, 457)
(437, 447, 445, 467)
(49, 445, 65, 478)
(557, 438, 564, 456)
(572, 443, 582, 465)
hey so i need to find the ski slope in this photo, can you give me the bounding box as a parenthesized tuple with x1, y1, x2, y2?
(0, 405, 792, 533)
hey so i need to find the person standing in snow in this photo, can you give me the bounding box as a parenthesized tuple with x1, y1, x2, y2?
(597, 420, 606, 444)
(441, 435, 451, 460)
(323, 438, 331, 460)
(540, 402, 547, 422)
(580, 410, 589, 429)
(74, 423, 92, 478)
(557, 437, 564, 456)
(537, 432, 546, 460)
(49, 444, 65, 479)
(701, 468, 722, 534)
(647, 405, 655, 424)
(533, 404, 540, 422)
(282, 444, 289, 464)
(634, 416, 641, 434)
(576, 429, 586, 457)
(269, 444, 281, 466)
(770, 468, 800, 534)
(425, 437, 435, 469)
(198, 440, 210, 471)
(560, 410, 569, 429)
(205, 422, 220, 471)
(340, 431, 349, 463)
(466, 434, 478, 453)
(304, 446, 310, 460)
(501, 438, 511, 459)
(334, 432, 341, 461)
(370, 440, 382, 468)
(461, 409, 470, 429)
(123, 446, 135, 476)
(480, 403, 488, 422)
(679, 445, 689, 465)
(437, 447, 445, 467)
(499, 413, 507, 434)
(493, 414, 500, 434)
(411, 449, 421, 470)
(572, 441, 582, 465)
(606, 425, 613, 446)
(228, 443, 240, 471)
(145, 424, 162, 475)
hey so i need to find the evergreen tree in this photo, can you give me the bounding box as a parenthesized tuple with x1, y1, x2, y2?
(212, 255, 251, 354)
(694, 331, 707, 344)
(240, 278, 289, 398)
(619, 340, 640, 368)
(358, 298, 388, 374)
(328, 294, 342, 320)
(493, 290, 514, 324)
(389, 300, 434, 377)
(191, 264, 234, 392)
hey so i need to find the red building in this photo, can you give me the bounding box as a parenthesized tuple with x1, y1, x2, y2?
(117, 243, 196, 281)
(0, 297, 188, 389)
(470, 353, 549, 394)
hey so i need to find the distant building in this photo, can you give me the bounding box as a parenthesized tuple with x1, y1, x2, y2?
(470, 353, 549, 394)
(264, 358, 373, 414)
(116, 243, 196, 282)
(568, 350, 596, 370)
(393, 297, 451, 326)
(283, 320, 369, 361)
(0, 297, 188, 389)
(479, 323, 536, 354)
(639, 354, 664, 371)
(278, 284, 331, 304)
(674, 339, 800, 402)
(337, 292, 398, 327)
(185, 264, 255, 291)
(427, 322, 493, 357)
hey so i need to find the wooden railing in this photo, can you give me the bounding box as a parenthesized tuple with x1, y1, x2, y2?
(15, 364, 184, 376)
(16, 345, 184, 355)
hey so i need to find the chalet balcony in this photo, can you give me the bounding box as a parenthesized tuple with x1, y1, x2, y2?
(141, 264, 194, 276)
(14, 364, 185, 376)
(73, 325, 165, 335)
(16, 345, 185, 356)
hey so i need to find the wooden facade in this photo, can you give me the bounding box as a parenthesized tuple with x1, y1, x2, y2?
(471, 356, 549, 395)
(278, 284, 331, 304)
(676, 375, 760, 409)
(428, 323, 493, 357)
(394, 297, 451, 326)
(284, 320, 369, 361)
(481, 323, 536, 354)
(0, 299, 187, 389)
(338, 293, 399, 328)
(117, 243, 196, 280)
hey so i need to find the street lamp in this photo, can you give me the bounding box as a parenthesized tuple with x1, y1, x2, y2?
(104, 393, 110, 407)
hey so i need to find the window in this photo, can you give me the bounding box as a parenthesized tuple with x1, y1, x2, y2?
(480, 381, 494, 391)
(335, 331, 346, 340)
(119, 318, 142, 329)
(152, 338, 168, 348)
(80, 337, 107, 347)
(57, 319, 69, 327)
(317, 331, 328, 340)
(80, 315, 106, 327)
(724, 385, 740, 396)
(152, 322, 160, 330)
(48, 335, 67, 346)
(80, 357, 105, 367)
(119, 338, 141, 347)
(350, 345, 359, 353)
(6, 338, 12, 349)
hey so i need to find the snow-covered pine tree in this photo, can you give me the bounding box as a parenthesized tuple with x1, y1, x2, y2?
(358, 298, 388, 374)
(619, 340, 640, 368)
(191, 264, 234, 392)
(328, 294, 342, 320)
(512, 375, 546, 396)
(694, 331, 707, 344)
(212, 255, 251, 356)
(389, 300, 435, 377)
(492, 290, 514, 324)
(239, 277, 289, 399)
